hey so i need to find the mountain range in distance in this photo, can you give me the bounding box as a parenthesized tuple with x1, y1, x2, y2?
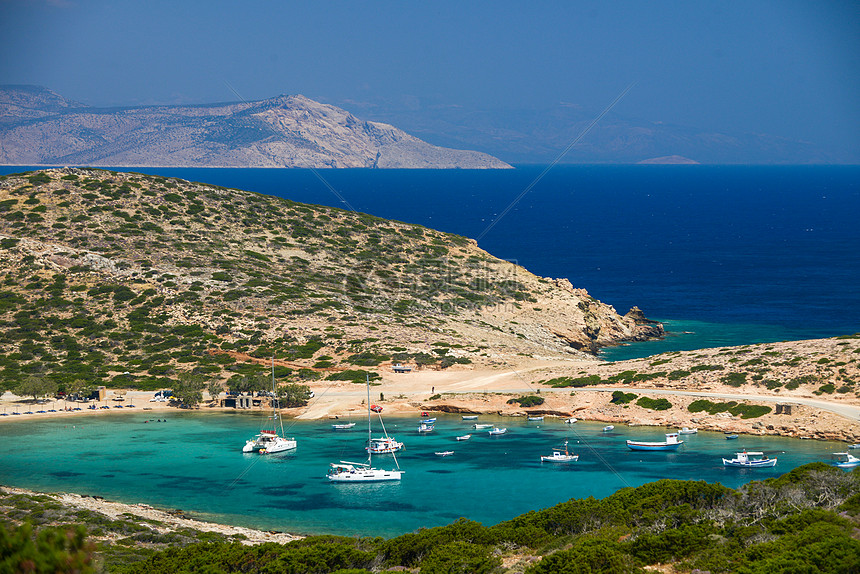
(0, 85, 510, 169)
(333, 97, 848, 165)
(0, 85, 846, 167)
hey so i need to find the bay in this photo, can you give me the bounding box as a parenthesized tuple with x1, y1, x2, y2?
(0, 412, 848, 537)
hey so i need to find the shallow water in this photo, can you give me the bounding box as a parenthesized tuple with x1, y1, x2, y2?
(0, 412, 848, 537)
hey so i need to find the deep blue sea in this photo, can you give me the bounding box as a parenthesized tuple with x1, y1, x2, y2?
(6, 164, 856, 359)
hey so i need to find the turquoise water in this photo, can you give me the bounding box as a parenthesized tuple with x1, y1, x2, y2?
(0, 412, 848, 537)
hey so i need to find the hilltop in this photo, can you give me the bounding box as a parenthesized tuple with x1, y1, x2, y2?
(0, 168, 658, 394)
(0, 86, 510, 169)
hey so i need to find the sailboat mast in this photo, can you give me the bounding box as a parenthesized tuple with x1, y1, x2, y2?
(366, 374, 372, 466)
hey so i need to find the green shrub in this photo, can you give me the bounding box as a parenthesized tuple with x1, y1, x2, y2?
(611, 391, 637, 404)
(506, 395, 545, 407)
(636, 397, 672, 411)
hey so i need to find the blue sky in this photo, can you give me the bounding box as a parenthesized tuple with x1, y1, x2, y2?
(1, 1, 858, 159)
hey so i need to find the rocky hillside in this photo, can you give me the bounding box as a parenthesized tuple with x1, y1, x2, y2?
(0, 168, 659, 391)
(0, 86, 510, 169)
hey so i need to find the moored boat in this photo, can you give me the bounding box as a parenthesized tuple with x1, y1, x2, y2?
(462, 415, 478, 420)
(332, 422, 356, 430)
(725, 434, 739, 440)
(679, 427, 698, 434)
(367, 436, 404, 454)
(722, 451, 776, 468)
(565, 417, 578, 424)
(528, 416, 544, 421)
(474, 423, 493, 430)
(418, 422, 435, 433)
(329, 375, 403, 483)
(420, 418, 437, 424)
(435, 451, 454, 457)
(831, 452, 860, 469)
(626, 433, 683, 451)
(242, 359, 297, 454)
(488, 427, 507, 435)
(456, 434, 472, 441)
(603, 425, 614, 432)
(541, 441, 578, 463)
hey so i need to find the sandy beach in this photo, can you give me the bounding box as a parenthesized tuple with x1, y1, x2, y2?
(3, 336, 859, 443)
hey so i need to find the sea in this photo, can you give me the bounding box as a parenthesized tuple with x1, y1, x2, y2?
(0, 412, 851, 538)
(1, 164, 858, 536)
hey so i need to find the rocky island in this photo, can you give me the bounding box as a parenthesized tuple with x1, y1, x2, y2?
(0, 86, 511, 169)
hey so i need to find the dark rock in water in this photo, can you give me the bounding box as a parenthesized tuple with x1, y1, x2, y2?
(624, 306, 665, 341)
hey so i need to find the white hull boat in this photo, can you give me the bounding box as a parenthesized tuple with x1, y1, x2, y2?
(456, 434, 472, 441)
(488, 427, 507, 435)
(528, 416, 544, 421)
(603, 425, 614, 432)
(679, 427, 698, 434)
(723, 451, 776, 468)
(565, 418, 578, 424)
(541, 441, 578, 463)
(627, 433, 683, 451)
(367, 436, 404, 454)
(332, 422, 356, 430)
(417, 423, 435, 433)
(242, 360, 296, 454)
(435, 451, 454, 457)
(831, 452, 860, 469)
(461, 415, 478, 420)
(473, 423, 493, 430)
(329, 375, 402, 483)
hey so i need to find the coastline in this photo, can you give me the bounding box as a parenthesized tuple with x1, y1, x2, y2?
(3, 336, 859, 443)
(0, 485, 301, 545)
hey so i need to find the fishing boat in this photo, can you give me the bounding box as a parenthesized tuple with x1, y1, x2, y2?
(626, 432, 683, 451)
(473, 423, 493, 430)
(603, 425, 615, 432)
(488, 427, 507, 436)
(528, 416, 544, 421)
(725, 434, 739, 440)
(830, 452, 860, 469)
(242, 359, 297, 454)
(462, 415, 478, 420)
(679, 427, 698, 434)
(435, 451, 454, 457)
(418, 422, 435, 433)
(849, 444, 860, 449)
(722, 451, 776, 468)
(420, 417, 437, 424)
(332, 422, 356, 430)
(541, 441, 579, 463)
(328, 375, 403, 483)
(367, 436, 404, 453)
(370, 405, 383, 413)
(565, 417, 578, 424)
(456, 434, 472, 441)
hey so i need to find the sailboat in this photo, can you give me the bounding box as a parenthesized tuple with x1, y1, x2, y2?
(328, 375, 403, 482)
(242, 359, 297, 454)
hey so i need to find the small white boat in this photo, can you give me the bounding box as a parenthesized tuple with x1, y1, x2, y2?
(627, 433, 683, 451)
(565, 417, 578, 424)
(456, 434, 472, 441)
(367, 436, 404, 454)
(831, 452, 860, 469)
(421, 418, 437, 424)
(474, 423, 493, 430)
(332, 422, 356, 430)
(488, 427, 507, 435)
(679, 427, 698, 434)
(418, 423, 435, 433)
(435, 451, 454, 457)
(723, 451, 776, 468)
(461, 415, 478, 420)
(528, 416, 544, 421)
(541, 441, 579, 463)
(725, 434, 739, 440)
(849, 444, 860, 449)
(603, 425, 614, 432)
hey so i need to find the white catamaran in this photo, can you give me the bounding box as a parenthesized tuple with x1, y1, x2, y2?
(242, 359, 297, 454)
(328, 376, 403, 483)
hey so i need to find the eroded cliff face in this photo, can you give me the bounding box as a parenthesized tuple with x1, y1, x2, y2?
(0, 87, 511, 169)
